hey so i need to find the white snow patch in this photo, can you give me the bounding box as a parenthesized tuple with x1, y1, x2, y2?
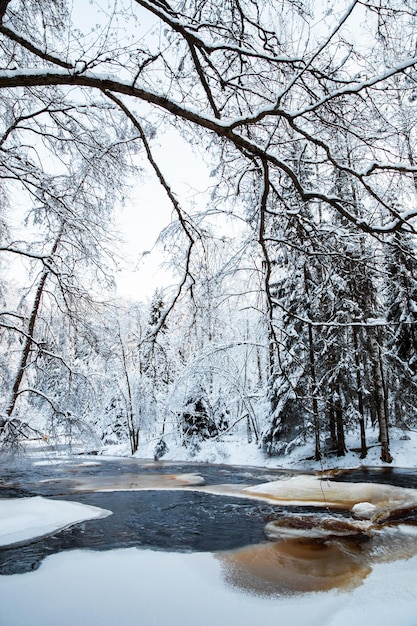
(352, 502, 378, 519)
(0, 496, 111, 547)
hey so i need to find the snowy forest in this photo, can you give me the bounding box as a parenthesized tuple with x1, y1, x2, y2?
(1, 0, 417, 466)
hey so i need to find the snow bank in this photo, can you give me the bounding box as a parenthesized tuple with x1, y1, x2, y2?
(0, 496, 111, 547)
(124, 425, 417, 471)
(0, 546, 417, 626)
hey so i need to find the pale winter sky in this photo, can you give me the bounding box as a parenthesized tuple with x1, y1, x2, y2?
(115, 127, 212, 300)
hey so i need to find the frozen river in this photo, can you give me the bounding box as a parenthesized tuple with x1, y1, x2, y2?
(1, 455, 417, 626)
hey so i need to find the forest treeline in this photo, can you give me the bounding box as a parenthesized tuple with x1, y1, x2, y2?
(1, 0, 417, 464)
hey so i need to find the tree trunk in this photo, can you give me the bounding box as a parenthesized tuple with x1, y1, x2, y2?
(303, 264, 321, 461)
(368, 328, 392, 463)
(118, 331, 138, 455)
(335, 384, 346, 456)
(5, 230, 62, 418)
(328, 400, 337, 451)
(352, 325, 367, 458)
(307, 322, 321, 461)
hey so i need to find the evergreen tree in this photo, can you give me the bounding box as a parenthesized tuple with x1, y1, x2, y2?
(385, 232, 417, 427)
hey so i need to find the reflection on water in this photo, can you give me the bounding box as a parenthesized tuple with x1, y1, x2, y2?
(326, 466, 417, 490)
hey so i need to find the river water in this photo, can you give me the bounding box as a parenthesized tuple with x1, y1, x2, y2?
(1, 454, 417, 593)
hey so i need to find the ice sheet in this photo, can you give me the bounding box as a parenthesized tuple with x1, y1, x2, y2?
(1, 547, 417, 626)
(0, 496, 111, 547)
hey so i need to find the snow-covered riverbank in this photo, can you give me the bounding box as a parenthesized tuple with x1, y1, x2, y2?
(1, 541, 417, 626)
(102, 425, 417, 472)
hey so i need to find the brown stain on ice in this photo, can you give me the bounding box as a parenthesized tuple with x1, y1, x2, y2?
(218, 538, 372, 595)
(264, 515, 370, 540)
(218, 512, 417, 597)
(241, 475, 417, 511)
(218, 525, 417, 596)
(71, 472, 206, 492)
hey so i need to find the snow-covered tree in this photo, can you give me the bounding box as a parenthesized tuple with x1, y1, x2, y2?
(1, 0, 417, 462)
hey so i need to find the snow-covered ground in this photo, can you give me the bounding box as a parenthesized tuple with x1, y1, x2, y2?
(105, 425, 417, 471)
(1, 426, 417, 626)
